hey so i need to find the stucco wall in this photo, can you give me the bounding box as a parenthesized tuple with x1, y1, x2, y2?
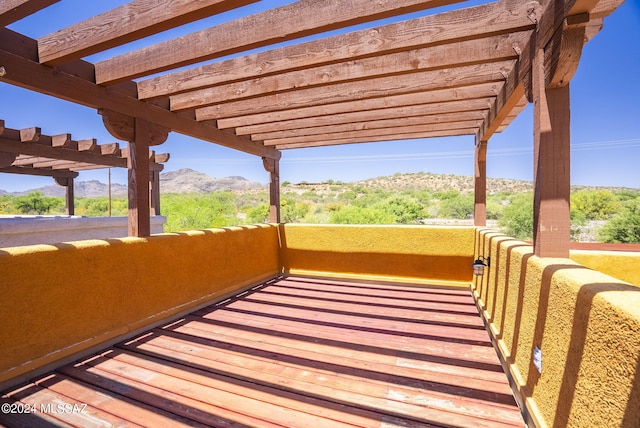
(570, 249, 640, 286)
(0, 224, 280, 388)
(279, 224, 476, 285)
(473, 229, 640, 428)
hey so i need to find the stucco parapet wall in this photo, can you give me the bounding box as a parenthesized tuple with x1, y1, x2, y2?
(0, 224, 280, 389)
(279, 224, 476, 284)
(0, 215, 166, 248)
(570, 249, 640, 287)
(474, 228, 640, 428)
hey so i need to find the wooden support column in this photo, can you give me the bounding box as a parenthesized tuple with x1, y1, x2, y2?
(532, 48, 571, 258)
(262, 157, 280, 223)
(54, 176, 75, 215)
(150, 169, 161, 216)
(474, 137, 488, 227)
(100, 109, 168, 237)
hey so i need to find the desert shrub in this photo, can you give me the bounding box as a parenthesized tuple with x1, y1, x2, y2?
(329, 205, 396, 224)
(571, 190, 620, 220)
(598, 199, 640, 243)
(376, 196, 427, 224)
(281, 198, 310, 223)
(14, 192, 63, 215)
(438, 194, 474, 219)
(433, 190, 460, 200)
(246, 203, 270, 224)
(500, 193, 533, 240)
(162, 192, 237, 231)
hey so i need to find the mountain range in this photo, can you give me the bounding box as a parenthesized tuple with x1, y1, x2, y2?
(1, 168, 637, 198)
(0, 168, 265, 198)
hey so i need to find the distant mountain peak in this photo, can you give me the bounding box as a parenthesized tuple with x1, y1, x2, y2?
(1, 169, 264, 197)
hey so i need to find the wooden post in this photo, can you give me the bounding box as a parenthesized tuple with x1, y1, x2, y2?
(150, 169, 161, 216)
(474, 137, 487, 227)
(128, 123, 151, 237)
(532, 48, 571, 258)
(54, 176, 75, 215)
(263, 157, 280, 223)
(100, 109, 168, 237)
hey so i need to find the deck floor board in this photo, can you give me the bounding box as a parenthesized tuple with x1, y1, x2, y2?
(2, 276, 524, 427)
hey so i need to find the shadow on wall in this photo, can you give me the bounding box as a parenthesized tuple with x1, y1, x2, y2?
(474, 228, 640, 428)
(553, 281, 640, 428)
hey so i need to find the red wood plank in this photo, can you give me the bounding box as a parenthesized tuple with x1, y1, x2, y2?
(1, 277, 524, 428)
(121, 329, 524, 426)
(171, 318, 513, 397)
(196, 305, 500, 365)
(64, 352, 401, 428)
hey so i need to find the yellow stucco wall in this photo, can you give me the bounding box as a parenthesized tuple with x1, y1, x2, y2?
(0, 225, 279, 387)
(279, 224, 476, 285)
(570, 250, 640, 286)
(473, 229, 640, 428)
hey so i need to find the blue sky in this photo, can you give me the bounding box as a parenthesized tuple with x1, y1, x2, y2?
(1, 0, 639, 192)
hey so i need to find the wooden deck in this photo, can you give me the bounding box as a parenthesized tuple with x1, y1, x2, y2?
(1, 276, 524, 427)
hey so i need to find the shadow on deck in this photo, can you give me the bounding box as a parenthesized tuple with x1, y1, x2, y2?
(1, 276, 524, 427)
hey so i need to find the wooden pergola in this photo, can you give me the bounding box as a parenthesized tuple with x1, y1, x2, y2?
(0, 119, 169, 216)
(0, 0, 623, 256)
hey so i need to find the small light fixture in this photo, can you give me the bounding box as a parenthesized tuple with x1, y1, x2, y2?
(472, 256, 490, 276)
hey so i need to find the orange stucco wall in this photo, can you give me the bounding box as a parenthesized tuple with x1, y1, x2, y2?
(570, 249, 640, 287)
(473, 228, 640, 428)
(0, 225, 279, 387)
(279, 224, 477, 285)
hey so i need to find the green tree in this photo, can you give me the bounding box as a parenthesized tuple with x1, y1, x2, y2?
(14, 192, 62, 215)
(281, 198, 310, 223)
(377, 196, 427, 224)
(438, 194, 474, 219)
(247, 203, 270, 223)
(162, 192, 237, 232)
(598, 199, 640, 243)
(499, 193, 533, 240)
(571, 190, 620, 220)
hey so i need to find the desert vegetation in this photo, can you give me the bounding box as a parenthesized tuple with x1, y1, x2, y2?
(2, 172, 639, 243)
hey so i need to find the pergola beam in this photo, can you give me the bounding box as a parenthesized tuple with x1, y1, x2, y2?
(93, 0, 465, 85)
(0, 29, 279, 160)
(251, 113, 485, 142)
(0, 165, 78, 178)
(0, 0, 58, 26)
(37, 0, 258, 65)
(201, 60, 513, 122)
(222, 83, 501, 130)
(264, 121, 481, 147)
(137, 0, 536, 100)
(170, 32, 527, 112)
(232, 99, 492, 136)
(274, 129, 476, 150)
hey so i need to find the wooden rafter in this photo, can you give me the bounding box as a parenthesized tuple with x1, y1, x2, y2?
(137, 0, 537, 100)
(170, 32, 528, 112)
(0, 124, 168, 172)
(92, 0, 465, 84)
(0, 0, 58, 27)
(0, 29, 279, 159)
(37, 0, 259, 65)
(200, 60, 514, 123)
(233, 99, 492, 136)
(0, 0, 624, 159)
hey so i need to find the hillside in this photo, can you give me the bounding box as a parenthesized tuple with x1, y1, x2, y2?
(285, 172, 639, 195)
(2, 169, 637, 198)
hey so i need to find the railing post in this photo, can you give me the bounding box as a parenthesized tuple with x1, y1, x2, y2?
(474, 137, 488, 227)
(100, 109, 168, 237)
(263, 157, 281, 223)
(532, 48, 571, 258)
